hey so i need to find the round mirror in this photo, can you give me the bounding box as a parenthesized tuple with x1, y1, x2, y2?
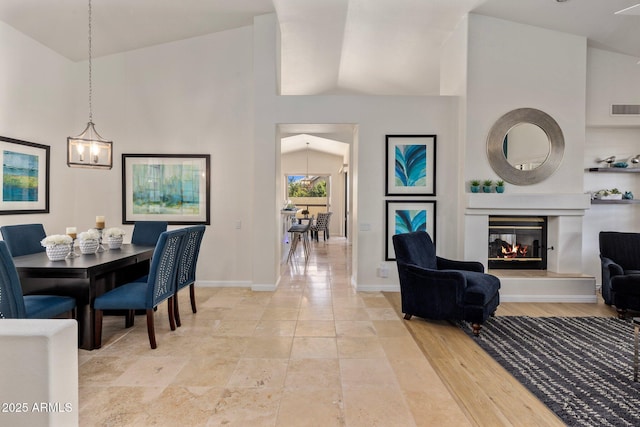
(487, 108, 564, 185)
(503, 123, 550, 170)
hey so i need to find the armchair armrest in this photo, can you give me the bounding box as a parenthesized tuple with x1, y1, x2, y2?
(601, 256, 624, 277)
(398, 262, 467, 305)
(436, 256, 484, 273)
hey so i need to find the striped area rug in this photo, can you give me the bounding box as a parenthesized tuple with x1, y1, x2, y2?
(464, 316, 640, 426)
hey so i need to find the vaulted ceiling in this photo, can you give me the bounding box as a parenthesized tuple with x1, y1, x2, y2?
(1, 0, 639, 96)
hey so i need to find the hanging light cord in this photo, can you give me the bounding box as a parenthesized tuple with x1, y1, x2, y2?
(88, 0, 93, 123)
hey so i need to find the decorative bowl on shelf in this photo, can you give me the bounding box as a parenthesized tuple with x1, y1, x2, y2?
(613, 162, 629, 168)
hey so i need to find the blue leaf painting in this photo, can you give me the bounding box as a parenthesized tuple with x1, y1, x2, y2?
(395, 144, 426, 187)
(395, 209, 427, 234)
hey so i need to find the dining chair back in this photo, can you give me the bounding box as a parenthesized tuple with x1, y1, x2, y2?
(310, 212, 332, 241)
(93, 228, 186, 349)
(0, 241, 76, 319)
(0, 223, 47, 257)
(131, 221, 168, 246)
(174, 225, 206, 326)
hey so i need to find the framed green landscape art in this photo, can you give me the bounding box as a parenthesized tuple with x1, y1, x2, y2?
(122, 154, 210, 225)
(0, 136, 50, 215)
(385, 134, 436, 196)
(385, 200, 436, 260)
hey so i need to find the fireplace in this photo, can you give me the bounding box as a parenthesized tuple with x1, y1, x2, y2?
(488, 216, 547, 269)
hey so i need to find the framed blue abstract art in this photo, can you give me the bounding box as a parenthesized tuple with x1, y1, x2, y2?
(122, 154, 210, 225)
(0, 136, 50, 215)
(385, 134, 436, 196)
(385, 200, 436, 260)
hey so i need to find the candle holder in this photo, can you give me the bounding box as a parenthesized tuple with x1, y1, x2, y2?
(95, 227, 107, 252)
(66, 237, 79, 258)
(66, 230, 79, 259)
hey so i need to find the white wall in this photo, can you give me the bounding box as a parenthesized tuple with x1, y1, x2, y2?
(1, 21, 256, 286)
(587, 48, 640, 127)
(459, 14, 588, 280)
(82, 27, 255, 285)
(583, 48, 640, 282)
(465, 14, 586, 195)
(0, 21, 77, 235)
(253, 15, 461, 290)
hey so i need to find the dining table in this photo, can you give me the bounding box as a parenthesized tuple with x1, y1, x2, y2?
(13, 244, 155, 350)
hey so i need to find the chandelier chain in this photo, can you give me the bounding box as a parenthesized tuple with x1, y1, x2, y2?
(88, 0, 93, 123)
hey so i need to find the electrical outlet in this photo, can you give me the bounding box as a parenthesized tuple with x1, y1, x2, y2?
(377, 263, 389, 278)
(235, 220, 242, 229)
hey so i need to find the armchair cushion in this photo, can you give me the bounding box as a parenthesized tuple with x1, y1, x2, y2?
(458, 271, 502, 305)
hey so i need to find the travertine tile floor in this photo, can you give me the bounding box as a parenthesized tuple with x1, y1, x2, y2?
(78, 238, 468, 426)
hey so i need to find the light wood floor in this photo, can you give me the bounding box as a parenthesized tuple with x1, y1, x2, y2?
(385, 292, 619, 426)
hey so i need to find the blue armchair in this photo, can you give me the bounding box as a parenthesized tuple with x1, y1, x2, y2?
(392, 231, 501, 336)
(0, 224, 47, 257)
(93, 228, 186, 349)
(131, 221, 168, 246)
(599, 231, 640, 317)
(174, 225, 206, 327)
(0, 241, 76, 319)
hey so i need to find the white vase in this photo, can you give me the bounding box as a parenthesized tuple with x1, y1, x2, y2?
(107, 236, 123, 249)
(79, 239, 99, 254)
(46, 244, 70, 261)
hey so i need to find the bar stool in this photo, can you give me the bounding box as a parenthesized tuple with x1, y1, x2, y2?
(287, 219, 311, 262)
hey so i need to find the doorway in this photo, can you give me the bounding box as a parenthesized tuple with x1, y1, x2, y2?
(278, 124, 355, 274)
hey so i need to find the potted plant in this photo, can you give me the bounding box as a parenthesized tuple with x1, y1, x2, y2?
(495, 180, 505, 193)
(301, 209, 310, 218)
(78, 229, 100, 254)
(40, 234, 73, 261)
(594, 188, 623, 200)
(103, 227, 126, 249)
(482, 179, 493, 193)
(470, 180, 481, 193)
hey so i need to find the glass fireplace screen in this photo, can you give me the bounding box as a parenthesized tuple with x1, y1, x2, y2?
(488, 216, 547, 269)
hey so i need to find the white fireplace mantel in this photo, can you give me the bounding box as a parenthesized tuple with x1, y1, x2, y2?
(463, 192, 595, 303)
(465, 193, 591, 215)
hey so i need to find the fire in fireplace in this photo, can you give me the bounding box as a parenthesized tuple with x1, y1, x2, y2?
(488, 216, 547, 269)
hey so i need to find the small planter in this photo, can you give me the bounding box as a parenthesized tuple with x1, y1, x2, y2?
(496, 185, 505, 193)
(45, 244, 70, 261)
(470, 185, 480, 193)
(107, 236, 123, 249)
(482, 186, 492, 193)
(79, 239, 99, 254)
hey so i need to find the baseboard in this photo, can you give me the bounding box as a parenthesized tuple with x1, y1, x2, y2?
(196, 280, 253, 288)
(355, 283, 400, 292)
(500, 294, 598, 303)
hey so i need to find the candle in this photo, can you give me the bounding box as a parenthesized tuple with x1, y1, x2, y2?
(96, 216, 105, 229)
(66, 227, 77, 239)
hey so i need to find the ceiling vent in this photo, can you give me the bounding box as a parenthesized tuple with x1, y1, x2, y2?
(611, 104, 640, 116)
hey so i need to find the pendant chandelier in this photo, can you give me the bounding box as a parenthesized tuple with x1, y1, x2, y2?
(300, 142, 312, 188)
(67, 0, 113, 169)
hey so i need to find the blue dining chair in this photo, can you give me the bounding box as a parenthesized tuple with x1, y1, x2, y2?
(93, 228, 186, 349)
(0, 241, 76, 319)
(0, 224, 47, 257)
(174, 225, 206, 327)
(131, 221, 168, 246)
